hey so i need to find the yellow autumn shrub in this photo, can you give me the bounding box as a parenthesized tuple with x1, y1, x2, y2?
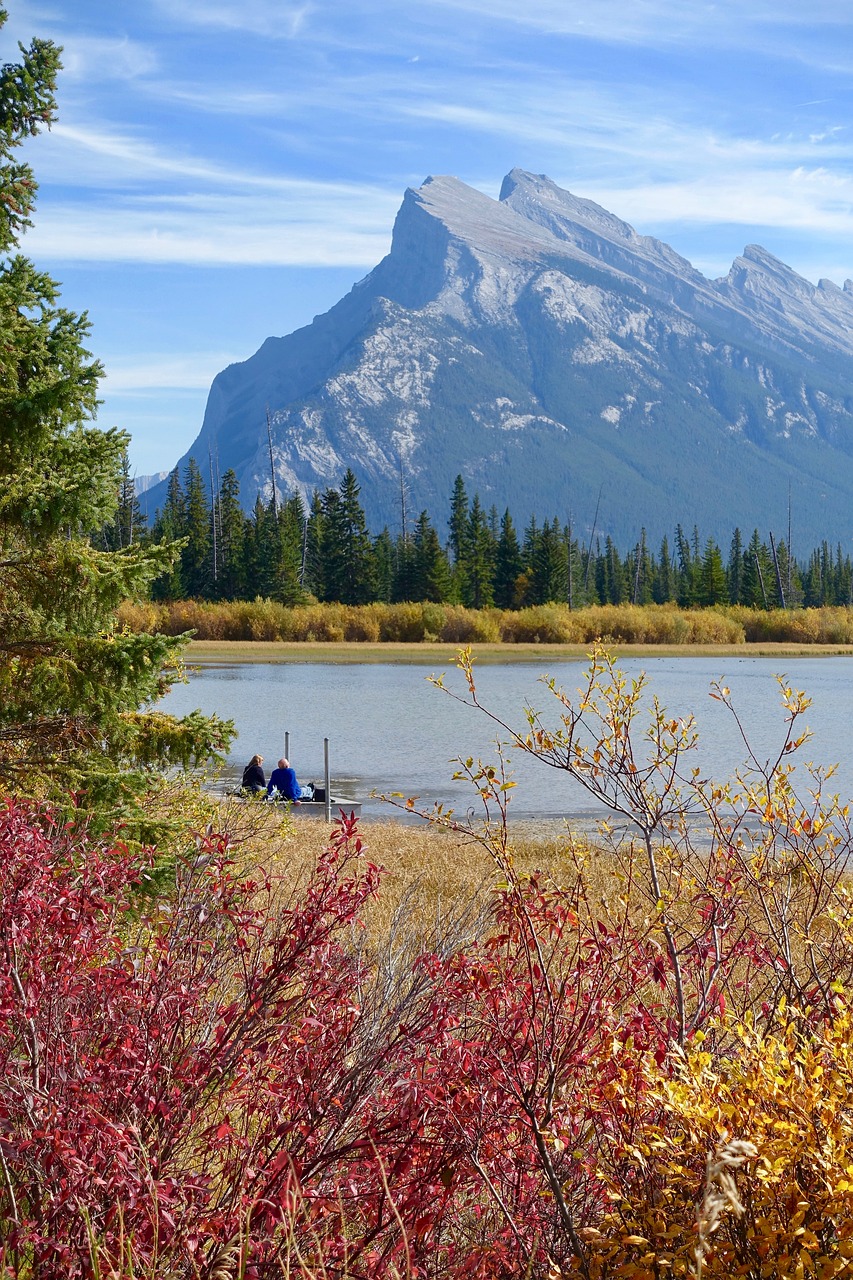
(584, 1006, 853, 1279)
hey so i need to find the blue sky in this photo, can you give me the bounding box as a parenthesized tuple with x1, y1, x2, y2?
(9, 0, 853, 477)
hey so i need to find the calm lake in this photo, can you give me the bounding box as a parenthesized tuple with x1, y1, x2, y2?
(161, 655, 853, 826)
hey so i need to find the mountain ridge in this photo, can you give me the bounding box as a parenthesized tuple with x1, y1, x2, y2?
(142, 170, 853, 546)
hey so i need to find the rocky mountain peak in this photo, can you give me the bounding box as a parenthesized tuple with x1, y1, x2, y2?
(728, 243, 816, 299)
(393, 171, 557, 266)
(500, 167, 640, 245)
(144, 170, 853, 547)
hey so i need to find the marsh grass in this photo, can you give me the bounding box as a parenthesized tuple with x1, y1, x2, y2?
(215, 802, 626, 953)
(118, 597, 853, 651)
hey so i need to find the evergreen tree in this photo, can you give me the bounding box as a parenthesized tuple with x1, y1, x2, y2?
(740, 529, 772, 608)
(101, 448, 144, 551)
(576, 535, 597, 606)
(530, 518, 568, 604)
(302, 491, 325, 599)
(698, 537, 727, 606)
(315, 487, 344, 602)
(0, 15, 231, 825)
(653, 535, 676, 603)
(836, 544, 853, 605)
(464, 494, 496, 608)
(597, 536, 627, 604)
(448, 474, 470, 567)
(674, 525, 696, 607)
(628, 529, 653, 605)
(409, 511, 452, 602)
(181, 457, 211, 597)
(801, 547, 823, 607)
(151, 468, 185, 599)
(820, 541, 833, 605)
(215, 469, 247, 601)
(372, 527, 395, 602)
(773, 538, 801, 609)
(727, 528, 744, 604)
(516, 514, 540, 606)
(244, 496, 277, 598)
(565, 525, 585, 609)
(317, 470, 375, 604)
(493, 509, 523, 609)
(488, 503, 499, 540)
(273, 494, 307, 605)
(391, 528, 416, 602)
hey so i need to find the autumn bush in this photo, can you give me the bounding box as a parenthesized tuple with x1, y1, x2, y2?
(0, 803, 449, 1279)
(590, 1006, 853, 1278)
(115, 597, 853, 647)
(5, 648, 853, 1278)
(729, 603, 853, 645)
(376, 602, 437, 642)
(499, 602, 586, 642)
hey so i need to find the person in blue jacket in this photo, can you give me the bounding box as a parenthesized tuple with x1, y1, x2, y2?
(267, 757, 313, 803)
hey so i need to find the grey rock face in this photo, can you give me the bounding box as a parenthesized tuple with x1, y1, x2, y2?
(144, 170, 853, 545)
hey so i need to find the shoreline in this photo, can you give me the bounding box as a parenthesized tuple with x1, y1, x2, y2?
(187, 638, 853, 665)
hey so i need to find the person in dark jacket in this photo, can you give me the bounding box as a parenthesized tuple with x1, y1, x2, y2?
(266, 757, 313, 804)
(241, 753, 266, 793)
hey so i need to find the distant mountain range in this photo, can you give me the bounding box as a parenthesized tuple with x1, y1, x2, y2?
(142, 169, 853, 546)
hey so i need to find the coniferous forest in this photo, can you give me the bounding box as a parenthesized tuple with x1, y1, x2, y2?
(117, 456, 853, 611)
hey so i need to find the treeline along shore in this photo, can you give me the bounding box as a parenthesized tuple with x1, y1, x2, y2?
(119, 460, 853, 611)
(118, 597, 853, 646)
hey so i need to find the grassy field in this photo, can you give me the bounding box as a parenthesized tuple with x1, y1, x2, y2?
(212, 797, 613, 946)
(187, 637, 853, 664)
(123, 599, 853, 651)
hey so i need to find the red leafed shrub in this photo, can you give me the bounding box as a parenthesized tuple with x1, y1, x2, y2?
(0, 796, 673, 1280)
(0, 800, 445, 1278)
(4, 736, 837, 1279)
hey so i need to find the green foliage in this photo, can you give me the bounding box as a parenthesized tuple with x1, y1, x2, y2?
(0, 12, 233, 831)
(215, 467, 247, 599)
(143, 457, 853, 621)
(316, 468, 376, 604)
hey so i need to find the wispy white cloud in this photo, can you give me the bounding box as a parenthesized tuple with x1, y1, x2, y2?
(102, 353, 243, 392)
(589, 172, 853, 238)
(417, 0, 852, 50)
(58, 34, 159, 81)
(44, 122, 305, 189)
(34, 121, 404, 204)
(21, 193, 393, 266)
(3, 3, 160, 78)
(150, 0, 314, 38)
(144, 84, 300, 118)
(401, 78, 853, 184)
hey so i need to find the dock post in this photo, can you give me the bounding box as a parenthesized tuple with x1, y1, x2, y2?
(284, 731, 290, 762)
(324, 737, 331, 822)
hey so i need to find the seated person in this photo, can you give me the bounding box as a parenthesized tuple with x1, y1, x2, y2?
(266, 757, 313, 804)
(241, 753, 265, 793)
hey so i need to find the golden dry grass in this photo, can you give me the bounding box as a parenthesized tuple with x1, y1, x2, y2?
(119, 597, 853, 656)
(212, 798, 621, 949)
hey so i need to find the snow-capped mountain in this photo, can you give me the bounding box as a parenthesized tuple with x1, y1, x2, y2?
(144, 169, 853, 544)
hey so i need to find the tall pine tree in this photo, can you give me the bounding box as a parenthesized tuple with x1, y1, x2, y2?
(0, 13, 232, 826)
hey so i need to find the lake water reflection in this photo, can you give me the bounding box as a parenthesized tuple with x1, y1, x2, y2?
(161, 655, 853, 825)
